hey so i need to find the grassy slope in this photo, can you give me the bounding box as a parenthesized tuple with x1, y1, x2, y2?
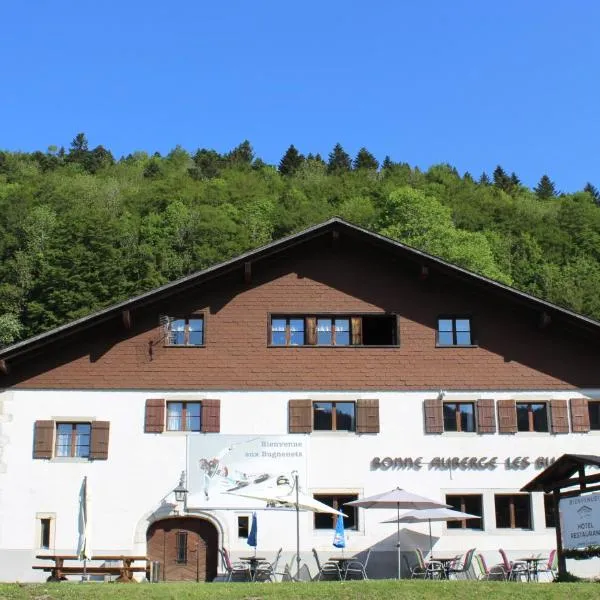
(0, 581, 598, 600)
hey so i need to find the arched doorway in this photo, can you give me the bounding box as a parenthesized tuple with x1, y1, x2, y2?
(147, 517, 219, 582)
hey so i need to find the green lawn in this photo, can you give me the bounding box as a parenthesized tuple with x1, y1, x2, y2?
(0, 581, 598, 600)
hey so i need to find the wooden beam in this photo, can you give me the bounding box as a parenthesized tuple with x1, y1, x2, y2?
(539, 311, 551, 329)
(419, 265, 429, 281)
(244, 262, 252, 284)
(560, 483, 600, 499)
(546, 472, 600, 494)
(0, 359, 8, 375)
(122, 310, 132, 330)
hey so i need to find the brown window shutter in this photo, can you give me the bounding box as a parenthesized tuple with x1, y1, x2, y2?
(550, 400, 569, 434)
(289, 400, 312, 433)
(145, 399, 165, 433)
(497, 400, 517, 433)
(351, 317, 362, 346)
(570, 398, 590, 433)
(476, 399, 496, 433)
(33, 420, 54, 459)
(90, 421, 110, 460)
(202, 399, 221, 433)
(424, 399, 443, 433)
(356, 399, 379, 433)
(306, 318, 316, 345)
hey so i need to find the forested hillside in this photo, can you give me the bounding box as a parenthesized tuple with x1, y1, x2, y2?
(1, 134, 600, 347)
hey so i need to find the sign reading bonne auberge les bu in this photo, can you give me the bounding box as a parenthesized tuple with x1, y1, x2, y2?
(559, 492, 600, 550)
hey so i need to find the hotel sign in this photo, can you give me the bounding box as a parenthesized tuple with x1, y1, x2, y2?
(371, 455, 556, 471)
(560, 493, 600, 549)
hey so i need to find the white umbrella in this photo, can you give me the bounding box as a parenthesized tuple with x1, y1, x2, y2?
(381, 507, 481, 558)
(346, 487, 449, 579)
(227, 473, 344, 578)
(76, 476, 92, 579)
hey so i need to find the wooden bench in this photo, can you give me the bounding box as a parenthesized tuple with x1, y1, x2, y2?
(33, 554, 149, 582)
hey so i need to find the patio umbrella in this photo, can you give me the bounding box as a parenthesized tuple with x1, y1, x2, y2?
(247, 512, 258, 555)
(381, 507, 481, 558)
(76, 476, 92, 579)
(333, 513, 346, 551)
(227, 473, 344, 578)
(346, 487, 449, 579)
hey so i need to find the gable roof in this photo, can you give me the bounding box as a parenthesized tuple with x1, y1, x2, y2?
(2, 217, 600, 363)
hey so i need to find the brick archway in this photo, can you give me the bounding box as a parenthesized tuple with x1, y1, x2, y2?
(147, 517, 219, 582)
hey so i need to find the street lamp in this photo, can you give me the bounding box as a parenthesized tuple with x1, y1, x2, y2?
(173, 471, 188, 506)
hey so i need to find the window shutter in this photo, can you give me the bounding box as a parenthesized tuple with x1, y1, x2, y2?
(476, 399, 496, 433)
(145, 399, 165, 433)
(289, 400, 312, 433)
(424, 399, 443, 433)
(202, 399, 221, 433)
(356, 399, 379, 433)
(306, 318, 316, 345)
(351, 317, 362, 346)
(90, 421, 110, 460)
(570, 398, 590, 433)
(497, 400, 517, 433)
(33, 420, 54, 459)
(550, 400, 569, 434)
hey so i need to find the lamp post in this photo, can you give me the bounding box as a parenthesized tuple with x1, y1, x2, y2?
(292, 470, 300, 579)
(173, 471, 188, 513)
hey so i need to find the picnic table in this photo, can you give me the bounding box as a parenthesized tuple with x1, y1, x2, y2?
(33, 554, 149, 582)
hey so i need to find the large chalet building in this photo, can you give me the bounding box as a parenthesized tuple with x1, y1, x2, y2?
(1, 218, 599, 581)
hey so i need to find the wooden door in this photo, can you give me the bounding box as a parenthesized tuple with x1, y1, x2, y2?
(147, 517, 218, 582)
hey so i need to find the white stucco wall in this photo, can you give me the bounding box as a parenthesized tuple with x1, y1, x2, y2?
(1, 388, 599, 581)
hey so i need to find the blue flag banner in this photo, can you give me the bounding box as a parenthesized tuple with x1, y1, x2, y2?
(333, 513, 346, 548)
(247, 512, 258, 548)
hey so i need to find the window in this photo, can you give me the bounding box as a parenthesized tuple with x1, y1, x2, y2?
(55, 423, 91, 458)
(495, 494, 531, 529)
(589, 402, 600, 430)
(516, 403, 548, 432)
(167, 402, 201, 431)
(313, 402, 355, 431)
(544, 494, 556, 528)
(40, 518, 51, 549)
(270, 315, 397, 346)
(271, 317, 305, 345)
(175, 531, 188, 564)
(437, 317, 472, 346)
(238, 516, 249, 538)
(167, 316, 204, 346)
(443, 403, 475, 432)
(313, 494, 358, 529)
(445, 495, 483, 529)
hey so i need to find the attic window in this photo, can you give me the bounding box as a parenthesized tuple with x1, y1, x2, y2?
(437, 317, 472, 346)
(166, 316, 204, 346)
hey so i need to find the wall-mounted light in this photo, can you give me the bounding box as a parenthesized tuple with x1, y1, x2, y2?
(173, 471, 188, 504)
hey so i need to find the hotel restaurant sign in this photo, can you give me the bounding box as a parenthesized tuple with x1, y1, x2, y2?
(371, 455, 557, 471)
(560, 492, 600, 549)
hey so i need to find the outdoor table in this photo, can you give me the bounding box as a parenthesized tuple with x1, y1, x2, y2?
(239, 556, 266, 580)
(517, 556, 547, 582)
(430, 555, 460, 579)
(329, 555, 352, 577)
(33, 554, 148, 582)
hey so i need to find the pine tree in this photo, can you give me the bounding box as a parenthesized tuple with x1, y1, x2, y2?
(510, 172, 521, 188)
(327, 143, 352, 175)
(463, 172, 474, 183)
(382, 155, 393, 170)
(226, 140, 254, 167)
(278, 145, 305, 176)
(479, 172, 491, 185)
(313, 153, 326, 166)
(353, 147, 379, 171)
(583, 182, 600, 204)
(66, 132, 90, 166)
(493, 165, 511, 192)
(534, 175, 557, 199)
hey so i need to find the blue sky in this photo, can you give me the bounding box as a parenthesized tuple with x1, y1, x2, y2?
(1, 1, 599, 191)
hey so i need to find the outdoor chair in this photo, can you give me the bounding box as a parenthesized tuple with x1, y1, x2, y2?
(447, 548, 477, 580)
(343, 548, 372, 580)
(220, 547, 251, 582)
(475, 553, 507, 581)
(311, 548, 342, 581)
(410, 548, 445, 579)
(535, 550, 558, 582)
(252, 548, 282, 582)
(498, 548, 528, 581)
